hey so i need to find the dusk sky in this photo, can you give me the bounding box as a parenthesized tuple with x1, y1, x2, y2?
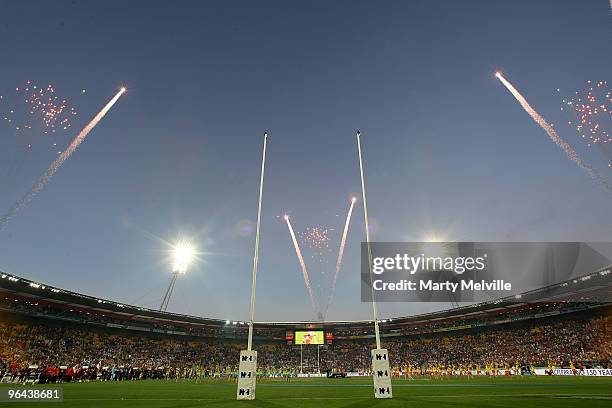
(1, 0, 611, 321)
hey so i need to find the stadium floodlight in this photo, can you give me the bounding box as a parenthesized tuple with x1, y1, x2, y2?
(160, 241, 196, 311)
(172, 242, 195, 274)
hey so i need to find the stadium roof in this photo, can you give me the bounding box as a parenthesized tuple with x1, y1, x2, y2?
(1, 265, 610, 331)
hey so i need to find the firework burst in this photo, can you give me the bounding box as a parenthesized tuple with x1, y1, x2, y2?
(300, 226, 332, 263)
(559, 79, 611, 168)
(284, 215, 317, 310)
(284, 198, 357, 320)
(0, 88, 125, 229)
(496, 72, 611, 193)
(324, 197, 356, 316)
(1, 80, 77, 135)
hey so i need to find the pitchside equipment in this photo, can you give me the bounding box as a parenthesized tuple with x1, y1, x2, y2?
(371, 349, 392, 398)
(237, 350, 257, 400)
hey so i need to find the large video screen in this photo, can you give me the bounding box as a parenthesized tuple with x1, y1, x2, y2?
(294, 330, 324, 345)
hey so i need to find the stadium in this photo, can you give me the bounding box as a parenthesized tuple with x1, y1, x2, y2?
(2, 0, 612, 407)
(1, 264, 611, 406)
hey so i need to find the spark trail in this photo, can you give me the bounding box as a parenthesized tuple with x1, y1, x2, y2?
(0, 88, 126, 229)
(284, 215, 317, 310)
(324, 197, 356, 316)
(496, 72, 611, 193)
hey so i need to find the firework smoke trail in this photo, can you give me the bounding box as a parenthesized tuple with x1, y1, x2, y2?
(496, 72, 612, 193)
(0, 88, 126, 229)
(324, 197, 356, 316)
(284, 215, 317, 310)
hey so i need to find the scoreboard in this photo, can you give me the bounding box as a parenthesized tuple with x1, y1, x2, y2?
(286, 330, 333, 345)
(294, 330, 324, 345)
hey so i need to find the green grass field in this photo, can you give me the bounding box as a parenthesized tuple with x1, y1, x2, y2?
(1, 376, 611, 407)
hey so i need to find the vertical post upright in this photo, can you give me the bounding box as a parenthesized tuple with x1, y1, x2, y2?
(356, 130, 392, 398)
(237, 132, 268, 401)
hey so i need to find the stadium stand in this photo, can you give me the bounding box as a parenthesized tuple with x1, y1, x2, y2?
(1, 267, 611, 383)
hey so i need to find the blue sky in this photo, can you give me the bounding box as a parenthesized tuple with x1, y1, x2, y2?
(0, 0, 611, 321)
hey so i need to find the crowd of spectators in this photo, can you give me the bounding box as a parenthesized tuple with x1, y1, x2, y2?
(333, 302, 599, 338)
(3, 295, 600, 344)
(1, 311, 610, 383)
(0, 296, 286, 339)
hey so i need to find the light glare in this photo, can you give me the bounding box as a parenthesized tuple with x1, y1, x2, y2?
(172, 242, 195, 273)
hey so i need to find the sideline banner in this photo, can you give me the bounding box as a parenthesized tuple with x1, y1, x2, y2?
(535, 368, 612, 376)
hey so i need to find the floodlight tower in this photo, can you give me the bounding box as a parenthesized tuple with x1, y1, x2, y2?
(159, 243, 194, 311)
